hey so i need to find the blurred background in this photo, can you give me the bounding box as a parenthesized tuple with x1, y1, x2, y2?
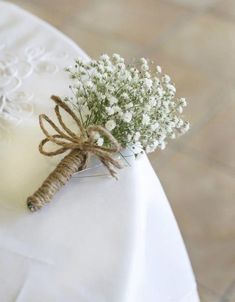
(8, 0, 235, 301)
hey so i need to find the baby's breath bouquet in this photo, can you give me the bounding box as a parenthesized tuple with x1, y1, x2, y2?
(27, 54, 189, 212)
(65, 54, 189, 155)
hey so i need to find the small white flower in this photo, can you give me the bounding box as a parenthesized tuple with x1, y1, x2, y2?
(109, 96, 118, 105)
(93, 132, 100, 140)
(134, 132, 141, 141)
(149, 96, 157, 106)
(125, 102, 133, 109)
(97, 137, 104, 146)
(122, 93, 129, 100)
(157, 87, 164, 97)
(159, 141, 166, 150)
(180, 97, 187, 107)
(154, 77, 160, 85)
(145, 104, 152, 111)
(153, 140, 159, 148)
(183, 122, 190, 132)
(144, 72, 151, 78)
(93, 72, 102, 80)
(76, 97, 84, 104)
(81, 104, 90, 117)
(74, 80, 82, 89)
(85, 80, 93, 88)
(144, 78, 153, 90)
(177, 119, 184, 128)
(100, 54, 110, 61)
(156, 65, 162, 73)
(127, 75, 132, 82)
(162, 74, 171, 83)
(163, 100, 169, 107)
(127, 134, 132, 142)
(102, 73, 108, 80)
(151, 122, 159, 131)
(146, 145, 155, 153)
(122, 112, 132, 123)
(155, 99, 161, 109)
(112, 105, 121, 113)
(96, 92, 106, 100)
(142, 114, 150, 125)
(140, 58, 148, 65)
(131, 142, 143, 154)
(107, 85, 115, 93)
(141, 64, 149, 72)
(112, 53, 120, 61)
(166, 126, 172, 132)
(138, 96, 144, 103)
(105, 120, 116, 131)
(167, 83, 176, 94)
(118, 110, 124, 118)
(98, 65, 105, 73)
(106, 66, 114, 73)
(106, 107, 115, 115)
(79, 66, 86, 74)
(159, 134, 166, 142)
(177, 106, 183, 113)
(117, 63, 125, 70)
(112, 53, 123, 63)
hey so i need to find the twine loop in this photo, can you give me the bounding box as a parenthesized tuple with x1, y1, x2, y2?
(26, 95, 121, 212)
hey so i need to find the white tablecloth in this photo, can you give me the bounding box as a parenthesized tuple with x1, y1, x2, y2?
(0, 2, 200, 301)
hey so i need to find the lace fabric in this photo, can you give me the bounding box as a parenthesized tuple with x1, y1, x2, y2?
(0, 44, 61, 123)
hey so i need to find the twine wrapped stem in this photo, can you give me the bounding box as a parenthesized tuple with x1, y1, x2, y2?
(26, 95, 121, 212)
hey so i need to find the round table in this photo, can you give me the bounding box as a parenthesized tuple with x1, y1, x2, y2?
(0, 2, 200, 301)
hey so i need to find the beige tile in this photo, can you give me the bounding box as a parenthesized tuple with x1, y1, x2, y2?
(213, 0, 235, 18)
(76, 0, 191, 47)
(185, 99, 235, 170)
(62, 25, 141, 60)
(148, 147, 176, 171)
(158, 13, 235, 81)
(158, 152, 235, 293)
(167, 0, 220, 9)
(198, 285, 220, 302)
(10, 1, 65, 28)
(159, 153, 235, 242)
(12, 0, 89, 14)
(190, 240, 235, 299)
(11, 0, 90, 29)
(221, 281, 235, 302)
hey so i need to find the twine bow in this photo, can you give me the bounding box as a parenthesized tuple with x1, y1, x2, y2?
(27, 95, 122, 212)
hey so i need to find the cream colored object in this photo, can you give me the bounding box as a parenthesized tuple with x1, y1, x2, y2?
(0, 2, 200, 301)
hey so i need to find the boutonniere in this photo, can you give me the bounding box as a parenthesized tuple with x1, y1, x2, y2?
(27, 54, 189, 212)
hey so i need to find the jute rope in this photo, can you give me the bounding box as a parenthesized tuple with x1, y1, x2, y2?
(27, 95, 122, 212)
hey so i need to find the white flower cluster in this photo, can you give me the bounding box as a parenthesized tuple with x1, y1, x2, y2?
(65, 54, 189, 154)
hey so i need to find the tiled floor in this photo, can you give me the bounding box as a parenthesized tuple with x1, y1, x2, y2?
(8, 0, 235, 301)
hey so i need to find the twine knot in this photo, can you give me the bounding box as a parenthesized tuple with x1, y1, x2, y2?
(27, 95, 122, 212)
